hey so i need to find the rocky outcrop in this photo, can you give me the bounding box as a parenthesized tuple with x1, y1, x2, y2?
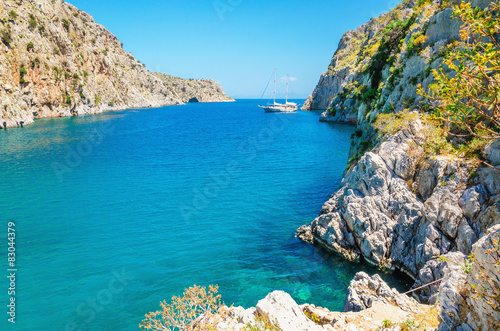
(343, 272, 422, 313)
(302, 272, 436, 331)
(436, 225, 500, 331)
(205, 291, 329, 331)
(304, 122, 500, 310)
(208, 273, 436, 331)
(0, 0, 232, 129)
(306, 118, 488, 284)
(303, 0, 491, 126)
(153, 73, 234, 103)
(299, 0, 499, 319)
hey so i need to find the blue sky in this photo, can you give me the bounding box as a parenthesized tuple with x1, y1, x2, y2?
(67, 0, 400, 98)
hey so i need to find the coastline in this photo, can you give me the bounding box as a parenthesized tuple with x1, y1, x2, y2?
(0, 98, 235, 130)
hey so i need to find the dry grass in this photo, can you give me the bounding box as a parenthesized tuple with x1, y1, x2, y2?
(412, 304, 441, 330)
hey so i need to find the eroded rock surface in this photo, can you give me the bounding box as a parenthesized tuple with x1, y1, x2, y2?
(0, 0, 233, 129)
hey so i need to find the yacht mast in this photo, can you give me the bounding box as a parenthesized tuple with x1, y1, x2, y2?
(286, 74, 289, 104)
(273, 68, 276, 105)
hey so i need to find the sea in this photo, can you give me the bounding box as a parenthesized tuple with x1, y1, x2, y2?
(0, 99, 411, 330)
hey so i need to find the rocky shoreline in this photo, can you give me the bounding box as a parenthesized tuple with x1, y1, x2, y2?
(200, 222, 499, 330)
(229, 0, 499, 330)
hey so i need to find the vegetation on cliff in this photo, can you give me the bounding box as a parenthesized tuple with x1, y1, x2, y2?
(418, 2, 499, 140)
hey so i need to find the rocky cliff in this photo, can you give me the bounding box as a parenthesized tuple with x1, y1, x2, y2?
(153, 73, 234, 103)
(298, 0, 499, 329)
(0, 0, 233, 129)
(302, 0, 490, 123)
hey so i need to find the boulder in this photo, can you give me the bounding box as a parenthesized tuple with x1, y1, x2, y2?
(343, 272, 422, 313)
(483, 138, 500, 166)
(255, 291, 326, 331)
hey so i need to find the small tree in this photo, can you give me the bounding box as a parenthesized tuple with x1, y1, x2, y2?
(418, 2, 500, 140)
(139, 285, 229, 331)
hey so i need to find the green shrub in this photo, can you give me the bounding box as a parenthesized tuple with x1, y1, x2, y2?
(355, 128, 363, 138)
(8, 10, 18, 19)
(83, 71, 89, 77)
(400, 319, 417, 331)
(457, 137, 488, 159)
(303, 310, 322, 325)
(29, 14, 37, 28)
(382, 319, 393, 328)
(73, 73, 79, 79)
(19, 66, 27, 84)
(362, 88, 377, 102)
(1, 29, 13, 45)
(26, 41, 34, 51)
(61, 18, 70, 30)
(407, 31, 429, 55)
(365, 14, 417, 89)
(373, 111, 419, 136)
(417, 3, 500, 140)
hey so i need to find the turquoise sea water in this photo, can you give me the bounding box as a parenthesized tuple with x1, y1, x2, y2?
(0, 100, 411, 330)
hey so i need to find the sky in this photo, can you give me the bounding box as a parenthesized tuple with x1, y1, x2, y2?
(67, 0, 401, 99)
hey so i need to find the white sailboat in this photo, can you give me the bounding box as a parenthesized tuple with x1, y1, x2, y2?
(258, 69, 299, 113)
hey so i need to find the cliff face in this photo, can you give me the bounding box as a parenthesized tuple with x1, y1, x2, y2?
(299, 0, 499, 329)
(153, 73, 234, 103)
(302, 0, 489, 123)
(0, 0, 232, 129)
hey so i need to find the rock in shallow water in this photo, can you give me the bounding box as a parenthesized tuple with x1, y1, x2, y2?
(343, 272, 422, 314)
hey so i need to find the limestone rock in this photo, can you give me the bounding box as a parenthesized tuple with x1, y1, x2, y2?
(461, 225, 500, 331)
(152, 73, 234, 103)
(344, 272, 422, 314)
(423, 187, 463, 239)
(478, 167, 500, 196)
(436, 254, 468, 331)
(0, 0, 233, 129)
(296, 225, 314, 243)
(301, 105, 496, 291)
(476, 195, 500, 236)
(255, 291, 325, 331)
(459, 185, 487, 221)
(438, 225, 500, 331)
